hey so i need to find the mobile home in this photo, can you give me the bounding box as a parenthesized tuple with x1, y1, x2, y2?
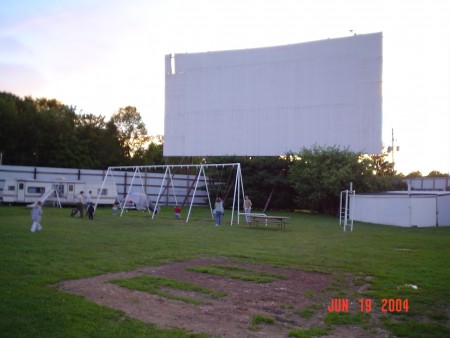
(1, 178, 117, 206)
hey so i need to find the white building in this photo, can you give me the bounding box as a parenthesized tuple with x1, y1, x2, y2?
(351, 191, 450, 227)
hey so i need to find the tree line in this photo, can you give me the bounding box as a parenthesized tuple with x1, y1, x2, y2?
(0, 92, 163, 168)
(1, 91, 448, 215)
(205, 149, 408, 215)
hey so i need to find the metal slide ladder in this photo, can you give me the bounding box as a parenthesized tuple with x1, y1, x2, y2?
(27, 188, 62, 208)
(339, 183, 355, 231)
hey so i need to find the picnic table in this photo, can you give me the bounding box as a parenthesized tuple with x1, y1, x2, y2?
(241, 213, 289, 230)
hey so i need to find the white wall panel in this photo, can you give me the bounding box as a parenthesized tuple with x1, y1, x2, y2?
(352, 195, 411, 227)
(437, 195, 450, 226)
(410, 197, 436, 227)
(164, 33, 382, 156)
(352, 193, 450, 227)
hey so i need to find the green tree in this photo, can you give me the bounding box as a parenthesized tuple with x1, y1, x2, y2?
(369, 153, 395, 176)
(287, 146, 404, 215)
(0, 93, 47, 165)
(111, 106, 149, 161)
(240, 156, 295, 210)
(205, 156, 295, 210)
(98, 120, 126, 167)
(405, 171, 423, 178)
(0, 92, 22, 163)
(33, 98, 79, 167)
(427, 170, 449, 177)
(73, 116, 126, 168)
(130, 135, 164, 166)
(0, 92, 130, 168)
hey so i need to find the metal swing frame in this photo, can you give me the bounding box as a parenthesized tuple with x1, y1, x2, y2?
(96, 163, 246, 225)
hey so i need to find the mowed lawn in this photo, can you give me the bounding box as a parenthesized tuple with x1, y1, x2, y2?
(1, 205, 449, 338)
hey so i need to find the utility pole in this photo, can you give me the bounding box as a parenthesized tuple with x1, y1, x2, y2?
(391, 128, 395, 165)
(387, 128, 400, 172)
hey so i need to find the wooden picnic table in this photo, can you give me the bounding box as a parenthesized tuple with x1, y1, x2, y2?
(246, 214, 289, 230)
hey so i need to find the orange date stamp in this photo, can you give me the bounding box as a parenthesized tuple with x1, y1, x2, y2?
(327, 298, 409, 313)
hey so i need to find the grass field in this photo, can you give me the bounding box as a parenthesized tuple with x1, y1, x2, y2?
(1, 204, 449, 337)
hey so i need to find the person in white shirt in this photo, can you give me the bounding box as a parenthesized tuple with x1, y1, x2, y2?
(243, 196, 252, 222)
(214, 197, 224, 226)
(86, 191, 92, 204)
(30, 201, 43, 232)
(75, 191, 85, 218)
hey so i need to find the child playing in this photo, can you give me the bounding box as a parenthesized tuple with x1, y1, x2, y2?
(87, 203, 95, 220)
(112, 198, 120, 215)
(30, 201, 43, 232)
(174, 205, 181, 218)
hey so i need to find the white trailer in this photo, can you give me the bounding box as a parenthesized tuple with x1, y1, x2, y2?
(1, 178, 117, 206)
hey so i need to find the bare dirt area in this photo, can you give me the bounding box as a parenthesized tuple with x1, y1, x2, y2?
(58, 257, 385, 337)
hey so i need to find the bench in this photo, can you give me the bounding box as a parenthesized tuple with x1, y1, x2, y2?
(241, 213, 289, 230)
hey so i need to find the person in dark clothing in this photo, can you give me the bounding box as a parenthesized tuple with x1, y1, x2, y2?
(87, 203, 95, 220)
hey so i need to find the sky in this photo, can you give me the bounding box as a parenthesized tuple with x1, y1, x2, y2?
(1, 0, 449, 175)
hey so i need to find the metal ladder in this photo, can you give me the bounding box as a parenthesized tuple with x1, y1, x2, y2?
(339, 183, 355, 231)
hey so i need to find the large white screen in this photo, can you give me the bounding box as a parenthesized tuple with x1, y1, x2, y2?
(164, 33, 382, 156)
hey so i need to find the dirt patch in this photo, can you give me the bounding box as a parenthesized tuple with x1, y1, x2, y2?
(58, 258, 384, 337)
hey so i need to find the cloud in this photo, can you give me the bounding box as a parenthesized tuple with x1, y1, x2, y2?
(0, 36, 33, 61)
(0, 62, 46, 96)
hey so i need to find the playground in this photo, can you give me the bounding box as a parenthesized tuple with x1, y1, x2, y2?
(1, 32, 449, 337)
(1, 205, 449, 337)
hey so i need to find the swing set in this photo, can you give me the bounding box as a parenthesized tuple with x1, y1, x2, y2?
(96, 163, 246, 225)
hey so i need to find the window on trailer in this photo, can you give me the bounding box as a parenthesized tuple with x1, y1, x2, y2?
(98, 188, 108, 196)
(27, 187, 45, 194)
(55, 184, 65, 196)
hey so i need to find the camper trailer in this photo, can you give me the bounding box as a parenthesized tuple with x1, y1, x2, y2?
(1, 178, 117, 206)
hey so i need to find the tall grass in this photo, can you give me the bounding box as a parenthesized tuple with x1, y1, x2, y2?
(0, 205, 449, 337)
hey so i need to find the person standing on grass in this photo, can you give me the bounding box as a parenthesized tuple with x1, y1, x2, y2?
(85, 191, 92, 209)
(112, 197, 119, 215)
(75, 191, 85, 218)
(87, 202, 95, 220)
(243, 195, 252, 222)
(30, 201, 43, 232)
(214, 197, 224, 226)
(174, 205, 181, 219)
